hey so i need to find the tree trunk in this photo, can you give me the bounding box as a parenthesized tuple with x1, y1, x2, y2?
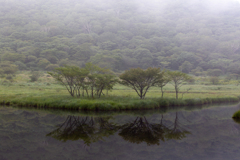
(91, 86, 94, 98)
(175, 84, 178, 99)
(85, 88, 89, 97)
(82, 88, 84, 97)
(161, 86, 164, 98)
(175, 86, 178, 99)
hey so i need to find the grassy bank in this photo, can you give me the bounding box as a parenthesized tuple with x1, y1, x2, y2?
(1, 72, 240, 111)
(1, 94, 239, 111)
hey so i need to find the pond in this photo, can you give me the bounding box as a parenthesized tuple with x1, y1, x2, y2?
(0, 104, 240, 160)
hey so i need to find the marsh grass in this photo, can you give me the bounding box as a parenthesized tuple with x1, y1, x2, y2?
(1, 92, 239, 111)
(1, 73, 240, 111)
(233, 110, 240, 119)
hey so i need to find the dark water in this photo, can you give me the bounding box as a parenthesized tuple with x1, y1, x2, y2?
(1, 104, 240, 160)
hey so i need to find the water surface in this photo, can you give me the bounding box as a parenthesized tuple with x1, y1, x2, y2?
(0, 104, 240, 160)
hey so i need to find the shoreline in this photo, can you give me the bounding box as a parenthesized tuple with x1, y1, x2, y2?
(0, 95, 239, 111)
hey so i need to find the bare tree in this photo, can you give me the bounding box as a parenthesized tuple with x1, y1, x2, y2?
(83, 22, 92, 34)
(181, 88, 192, 99)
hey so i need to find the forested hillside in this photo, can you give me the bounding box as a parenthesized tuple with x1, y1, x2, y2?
(1, 0, 240, 75)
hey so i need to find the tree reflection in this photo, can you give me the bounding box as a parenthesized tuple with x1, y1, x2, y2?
(118, 113, 190, 145)
(46, 116, 119, 145)
(118, 117, 166, 145)
(47, 113, 190, 146)
(164, 112, 191, 140)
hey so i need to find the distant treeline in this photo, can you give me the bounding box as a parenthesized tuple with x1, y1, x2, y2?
(0, 0, 240, 76)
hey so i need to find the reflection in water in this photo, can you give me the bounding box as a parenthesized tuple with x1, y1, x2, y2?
(118, 116, 166, 145)
(233, 118, 240, 124)
(2, 105, 240, 160)
(46, 116, 118, 145)
(165, 112, 190, 140)
(47, 112, 190, 146)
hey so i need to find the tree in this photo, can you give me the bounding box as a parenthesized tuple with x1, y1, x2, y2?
(209, 76, 219, 85)
(95, 74, 118, 97)
(119, 67, 164, 99)
(179, 61, 193, 73)
(167, 71, 191, 99)
(207, 69, 222, 77)
(29, 71, 41, 82)
(1, 53, 25, 62)
(48, 66, 89, 97)
(156, 72, 171, 98)
(84, 62, 110, 98)
(0, 61, 18, 75)
(37, 59, 51, 70)
(227, 62, 240, 79)
(45, 64, 59, 71)
(49, 63, 117, 98)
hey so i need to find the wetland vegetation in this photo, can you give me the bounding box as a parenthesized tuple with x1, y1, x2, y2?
(1, 0, 240, 110)
(2, 0, 240, 159)
(0, 69, 240, 111)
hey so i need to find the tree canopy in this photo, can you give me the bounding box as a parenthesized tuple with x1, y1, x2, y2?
(119, 67, 164, 99)
(48, 63, 117, 98)
(167, 71, 191, 99)
(0, 0, 240, 76)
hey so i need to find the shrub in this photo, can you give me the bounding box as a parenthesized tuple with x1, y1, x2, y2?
(233, 110, 240, 119)
(45, 64, 59, 71)
(5, 75, 13, 80)
(15, 61, 28, 70)
(209, 76, 219, 85)
(29, 71, 40, 82)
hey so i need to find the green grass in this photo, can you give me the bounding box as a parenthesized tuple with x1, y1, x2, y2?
(1, 93, 239, 111)
(233, 110, 240, 119)
(1, 72, 240, 111)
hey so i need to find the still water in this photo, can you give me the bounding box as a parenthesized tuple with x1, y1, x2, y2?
(0, 104, 240, 160)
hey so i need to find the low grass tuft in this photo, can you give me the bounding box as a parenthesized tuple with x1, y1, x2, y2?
(233, 110, 240, 119)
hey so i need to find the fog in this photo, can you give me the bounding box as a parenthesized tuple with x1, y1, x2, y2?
(0, 0, 240, 75)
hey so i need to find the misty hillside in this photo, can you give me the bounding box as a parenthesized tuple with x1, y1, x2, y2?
(1, 0, 240, 75)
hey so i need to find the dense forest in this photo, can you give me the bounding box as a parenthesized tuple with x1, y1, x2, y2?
(1, 0, 240, 76)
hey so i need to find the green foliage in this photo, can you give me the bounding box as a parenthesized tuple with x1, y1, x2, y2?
(5, 75, 13, 81)
(14, 61, 27, 70)
(156, 71, 171, 98)
(1, 53, 25, 62)
(0, 61, 18, 75)
(119, 67, 164, 99)
(45, 64, 59, 71)
(207, 69, 222, 77)
(37, 59, 51, 69)
(179, 61, 193, 73)
(1, 93, 239, 111)
(48, 65, 88, 97)
(48, 63, 117, 98)
(233, 110, 240, 119)
(209, 76, 219, 85)
(0, 0, 240, 74)
(167, 71, 191, 99)
(29, 71, 41, 82)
